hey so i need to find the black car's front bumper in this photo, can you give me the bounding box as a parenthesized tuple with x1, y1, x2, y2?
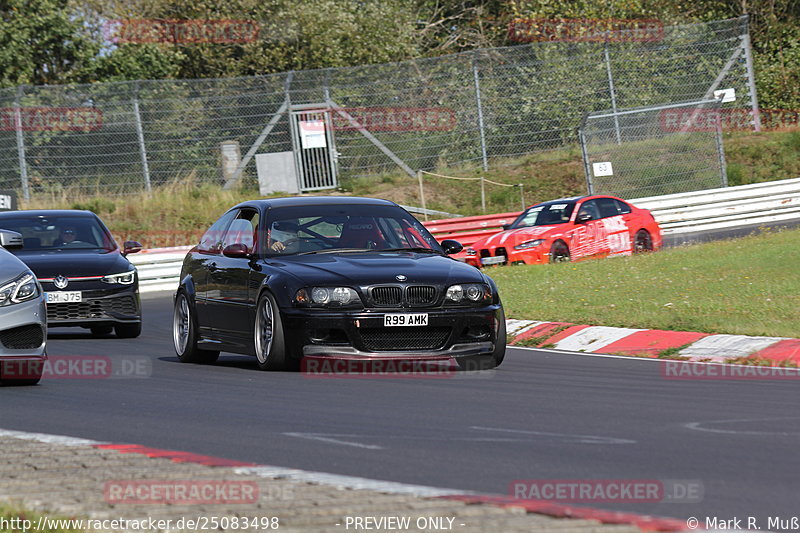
(282, 305, 503, 360)
(39, 280, 141, 328)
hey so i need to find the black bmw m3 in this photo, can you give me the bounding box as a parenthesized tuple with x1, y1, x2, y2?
(0, 210, 143, 338)
(174, 197, 506, 371)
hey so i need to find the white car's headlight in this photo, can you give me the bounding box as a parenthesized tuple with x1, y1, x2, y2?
(444, 283, 492, 306)
(102, 270, 136, 285)
(514, 239, 545, 250)
(0, 273, 39, 306)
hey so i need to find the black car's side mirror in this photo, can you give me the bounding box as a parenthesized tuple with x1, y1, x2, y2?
(122, 240, 142, 256)
(440, 239, 463, 255)
(576, 212, 592, 223)
(0, 229, 23, 249)
(222, 243, 251, 258)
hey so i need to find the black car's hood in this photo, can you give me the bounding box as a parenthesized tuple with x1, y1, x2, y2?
(270, 252, 483, 286)
(12, 250, 133, 278)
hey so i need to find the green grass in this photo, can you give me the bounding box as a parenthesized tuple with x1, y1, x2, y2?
(487, 227, 800, 338)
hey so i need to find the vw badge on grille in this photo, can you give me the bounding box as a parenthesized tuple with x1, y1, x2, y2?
(53, 275, 69, 289)
(395, 275, 407, 282)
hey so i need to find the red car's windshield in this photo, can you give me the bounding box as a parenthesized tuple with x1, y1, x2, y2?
(510, 202, 576, 228)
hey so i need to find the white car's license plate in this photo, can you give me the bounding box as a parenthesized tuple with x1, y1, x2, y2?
(481, 255, 506, 266)
(384, 313, 428, 327)
(46, 291, 82, 303)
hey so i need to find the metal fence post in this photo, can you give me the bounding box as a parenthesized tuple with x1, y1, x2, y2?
(714, 115, 729, 187)
(417, 170, 427, 220)
(604, 44, 622, 145)
(578, 127, 594, 194)
(741, 16, 762, 132)
(13, 87, 29, 201)
(132, 82, 152, 192)
(518, 184, 525, 211)
(480, 176, 486, 213)
(472, 55, 489, 171)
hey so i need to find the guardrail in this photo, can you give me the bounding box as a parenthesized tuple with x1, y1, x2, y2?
(133, 178, 800, 293)
(630, 177, 800, 234)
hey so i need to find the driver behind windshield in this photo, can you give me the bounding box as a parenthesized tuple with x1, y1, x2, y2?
(268, 220, 300, 253)
(54, 226, 78, 246)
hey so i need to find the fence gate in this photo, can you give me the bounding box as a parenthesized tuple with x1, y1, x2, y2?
(289, 106, 338, 191)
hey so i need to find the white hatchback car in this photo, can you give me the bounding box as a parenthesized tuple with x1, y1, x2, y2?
(0, 229, 46, 385)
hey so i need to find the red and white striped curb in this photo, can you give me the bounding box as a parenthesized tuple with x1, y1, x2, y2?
(0, 428, 690, 531)
(507, 320, 800, 364)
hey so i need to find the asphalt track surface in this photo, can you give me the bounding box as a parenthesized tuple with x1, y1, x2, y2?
(2, 293, 800, 528)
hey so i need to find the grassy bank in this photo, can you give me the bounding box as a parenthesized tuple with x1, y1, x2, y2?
(21, 129, 800, 247)
(487, 227, 800, 338)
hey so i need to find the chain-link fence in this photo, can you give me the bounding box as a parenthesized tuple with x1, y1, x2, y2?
(0, 16, 757, 199)
(579, 99, 727, 198)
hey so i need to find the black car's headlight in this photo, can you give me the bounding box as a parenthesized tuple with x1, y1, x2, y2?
(514, 239, 545, 250)
(0, 273, 39, 306)
(444, 283, 492, 306)
(295, 287, 363, 308)
(102, 270, 136, 285)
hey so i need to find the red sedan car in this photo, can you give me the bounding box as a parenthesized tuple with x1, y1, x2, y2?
(465, 195, 662, 267)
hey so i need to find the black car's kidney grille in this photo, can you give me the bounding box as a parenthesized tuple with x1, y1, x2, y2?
(406, 286, 436, 305)
(0, 324, 44, 350)
(360, 327, 450, 351)
(371, 286, 402, 306)
(47, 296, 137, 321)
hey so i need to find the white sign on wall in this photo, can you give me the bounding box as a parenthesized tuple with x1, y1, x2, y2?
(299, 120, 327, 149)
(713, 88, 736, 103)
(592, 162, 614, 177)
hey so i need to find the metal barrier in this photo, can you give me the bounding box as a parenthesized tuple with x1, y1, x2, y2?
(133, 178, 800, 292)
(631, 177, 800, 234)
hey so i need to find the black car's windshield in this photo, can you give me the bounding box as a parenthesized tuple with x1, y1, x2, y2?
(265, 205, 441, 256)
(0, 215, 117, 252)
(510, 202, 576, 228)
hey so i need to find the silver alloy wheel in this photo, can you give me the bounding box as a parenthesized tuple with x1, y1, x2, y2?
(173, 294, 190, 354)
(255, 297, 274, 364)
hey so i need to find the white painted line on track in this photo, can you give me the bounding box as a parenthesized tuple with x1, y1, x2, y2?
(283, 432, 383, 450)
(0, 428, 106, 446)
(234, 465, 471, 497)
(470, 426, 636, 445)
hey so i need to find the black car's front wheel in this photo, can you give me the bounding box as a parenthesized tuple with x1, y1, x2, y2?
(254, 292, 287, 371)
(173, 291, 218, 364)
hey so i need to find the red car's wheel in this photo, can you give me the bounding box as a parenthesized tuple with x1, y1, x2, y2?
(549, 240, 570, 263)
(633, 230, 653, 253)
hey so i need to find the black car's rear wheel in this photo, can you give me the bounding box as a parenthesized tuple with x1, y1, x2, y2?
(254, 292, 287, 371)
(173, 292, 218, 364)
(457, 306, 506, 371)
